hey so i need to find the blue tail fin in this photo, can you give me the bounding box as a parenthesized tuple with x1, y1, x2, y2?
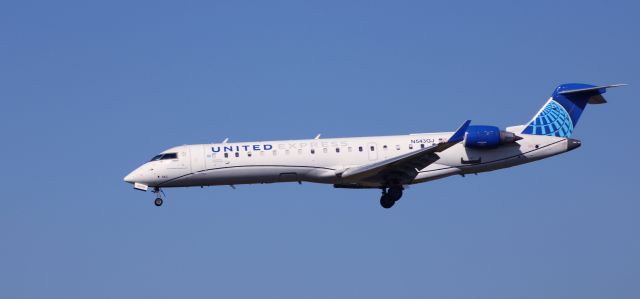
(521, 83, 625, 137)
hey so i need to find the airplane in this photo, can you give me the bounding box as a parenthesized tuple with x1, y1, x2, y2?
(124, 83, 625, 208)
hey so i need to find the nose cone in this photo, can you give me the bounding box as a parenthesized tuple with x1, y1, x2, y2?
(124, 166, 143, 184)
(124, 172, 135, 184)
(567, 138, 582, 151)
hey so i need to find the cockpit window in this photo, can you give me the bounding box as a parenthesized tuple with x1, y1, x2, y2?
(150, 153, 178, 161)
(162, 153, 178, 160)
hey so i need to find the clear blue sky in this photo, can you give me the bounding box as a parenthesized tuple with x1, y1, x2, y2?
(1, 1, 638, 298)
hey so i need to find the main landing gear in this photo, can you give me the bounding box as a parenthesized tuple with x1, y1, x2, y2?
(380, 186, 403, 209)
(152, 187, 164, 207)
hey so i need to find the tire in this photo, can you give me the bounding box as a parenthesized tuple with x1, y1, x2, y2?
(388, 187, 403, 201)
(380, 194, 395, 209)
(154, 198, 163, 207)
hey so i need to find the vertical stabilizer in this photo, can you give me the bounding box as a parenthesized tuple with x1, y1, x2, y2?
(521, 83, 624, 137)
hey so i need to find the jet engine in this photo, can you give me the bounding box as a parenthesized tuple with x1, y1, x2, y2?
(464, 125, 522, 149)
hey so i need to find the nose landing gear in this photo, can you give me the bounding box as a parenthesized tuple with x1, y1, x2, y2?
(152, 187, 164, 207)
(379, 186, 403, 209)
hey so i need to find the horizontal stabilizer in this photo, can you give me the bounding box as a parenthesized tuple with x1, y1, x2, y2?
(558, 83, 627, 104)
(558, 83, 627, 95)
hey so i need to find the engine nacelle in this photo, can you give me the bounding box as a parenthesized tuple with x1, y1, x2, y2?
(464, 125, 521, 149)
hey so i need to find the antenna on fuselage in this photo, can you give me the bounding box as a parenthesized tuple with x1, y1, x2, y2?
(222, 138, 229, 144)
(314, 134, 321, 139)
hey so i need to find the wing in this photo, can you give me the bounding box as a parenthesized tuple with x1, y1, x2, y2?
(338, 120, 471, 185)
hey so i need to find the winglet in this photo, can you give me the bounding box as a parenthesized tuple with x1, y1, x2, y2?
(448, 120, 471, 143)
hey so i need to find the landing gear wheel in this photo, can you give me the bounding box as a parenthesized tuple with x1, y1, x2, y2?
(388, 187, 403, 201)
(380, 194, 395, 209)
(154, 197, 163, 207)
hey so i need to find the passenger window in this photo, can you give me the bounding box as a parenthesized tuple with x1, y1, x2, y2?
(409, 144, 413, 150)
(248, 152, 252, 157)
(383, 145, 388, 150)
(234, 152, 239, 158)
(358, 146, 363, 152)
(336, 148, 340, 153)
(224, 153, 229, 158)
(370, 146, 375, 151)
(421, 144, 425, 149)
(311, 149, 315, 154)
(395, 145, 400, 150)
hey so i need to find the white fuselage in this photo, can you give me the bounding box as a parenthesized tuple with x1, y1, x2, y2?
(124, 132, 579, 189)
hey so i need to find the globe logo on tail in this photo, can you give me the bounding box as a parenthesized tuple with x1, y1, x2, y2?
(524, 99, 574, 137)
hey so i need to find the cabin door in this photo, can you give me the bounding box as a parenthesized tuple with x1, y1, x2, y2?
(189, 145, 206, 173)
